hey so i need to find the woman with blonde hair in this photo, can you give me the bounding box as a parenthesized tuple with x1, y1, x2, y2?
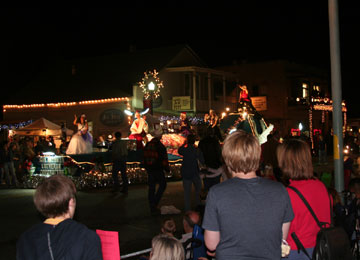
(150, 234, 184, 260)
(277, 138, 331, 259)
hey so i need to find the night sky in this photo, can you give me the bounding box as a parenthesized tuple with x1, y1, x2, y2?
(1, 3, 359, 117)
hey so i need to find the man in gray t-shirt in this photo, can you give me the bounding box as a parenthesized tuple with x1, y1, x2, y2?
(202, 130, 294, 260)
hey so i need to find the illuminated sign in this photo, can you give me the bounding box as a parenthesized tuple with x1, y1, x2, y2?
(250, 96, 267, 111)
(100, 109, 124, 126)
(172, 96, 191, 111)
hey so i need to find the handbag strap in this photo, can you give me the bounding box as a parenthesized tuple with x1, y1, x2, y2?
(288, 186, 323, 228)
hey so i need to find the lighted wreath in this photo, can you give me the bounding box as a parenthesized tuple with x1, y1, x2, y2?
(138, 69, 164, 99)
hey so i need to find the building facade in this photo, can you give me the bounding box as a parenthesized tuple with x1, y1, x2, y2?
(2, 46, 341, 143)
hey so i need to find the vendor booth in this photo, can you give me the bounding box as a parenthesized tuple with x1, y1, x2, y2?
(13, 117, 74, 137)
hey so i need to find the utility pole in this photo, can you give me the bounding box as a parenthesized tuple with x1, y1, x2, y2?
(328, 0, 344, 194)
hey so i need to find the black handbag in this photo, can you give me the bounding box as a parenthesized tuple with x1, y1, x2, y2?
(288, 186, 353, 260)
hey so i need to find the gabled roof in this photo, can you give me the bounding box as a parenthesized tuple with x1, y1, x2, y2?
(6, 45, 207, 104)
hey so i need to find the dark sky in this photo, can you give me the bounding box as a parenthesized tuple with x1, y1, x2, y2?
(1, 4, 359, 116)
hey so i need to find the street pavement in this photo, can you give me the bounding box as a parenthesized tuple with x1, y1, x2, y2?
(0, 155, 359, 260)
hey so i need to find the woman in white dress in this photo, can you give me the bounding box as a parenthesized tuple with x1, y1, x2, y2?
(66, 114, 93, 155)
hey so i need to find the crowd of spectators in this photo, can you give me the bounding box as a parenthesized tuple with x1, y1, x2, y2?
(10, 125, 360, 259)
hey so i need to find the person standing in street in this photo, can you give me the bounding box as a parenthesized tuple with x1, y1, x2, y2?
(111, 131, 128, 194)
(2, 140, 19, 187)
(143, 129, 170, 214)
(178, 134, 205, 212)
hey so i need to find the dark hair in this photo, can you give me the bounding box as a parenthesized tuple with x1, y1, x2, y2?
(34, 175, 76, 218)
(187, 134, 196, 145)
(115, 131, 122, 139)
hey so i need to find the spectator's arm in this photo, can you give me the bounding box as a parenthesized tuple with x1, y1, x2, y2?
(204, 230, 220, 252)
(282, 222, 291, 240)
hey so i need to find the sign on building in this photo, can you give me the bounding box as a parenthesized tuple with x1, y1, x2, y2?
(250, 96, 267, 111)
(172, 96, 191, 111)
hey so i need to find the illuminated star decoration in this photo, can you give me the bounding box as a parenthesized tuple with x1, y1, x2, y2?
(138, 69, 164, 99)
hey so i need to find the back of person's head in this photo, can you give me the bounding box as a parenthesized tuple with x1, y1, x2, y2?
(222, 130, 261, 175)
(150, 234, 184, 260)
(187, 134, 196, 145)
(205, 127, 214, 137)
(114, 131, 122, 139)
(183, 210, 201, 233)
(34, 174, 76, 218)
(161, 218, 176, 236)
(349, 178, 360, 198)
(328, 187, 342, 205)
(276, 138, 313, 180)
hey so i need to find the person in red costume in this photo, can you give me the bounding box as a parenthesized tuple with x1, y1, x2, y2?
(129, 111, 148, 149)
(238, 84, 250, 102)
(237, 84, 256, 112)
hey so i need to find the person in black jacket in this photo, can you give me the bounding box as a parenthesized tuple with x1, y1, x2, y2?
(16, 174, 103, 260)
(143, 129, 170, 215)
(198, 128, 223, 192)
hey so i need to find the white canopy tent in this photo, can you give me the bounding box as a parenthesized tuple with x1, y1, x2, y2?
(14, 118, 74, 136)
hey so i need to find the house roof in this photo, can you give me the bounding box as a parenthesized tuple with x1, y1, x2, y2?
(5, 44, 207, 105)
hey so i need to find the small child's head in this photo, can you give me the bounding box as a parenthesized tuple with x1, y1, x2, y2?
(161, 218, 176, 237)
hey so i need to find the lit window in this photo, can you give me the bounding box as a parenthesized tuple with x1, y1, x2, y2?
(302, 83, 308, 98)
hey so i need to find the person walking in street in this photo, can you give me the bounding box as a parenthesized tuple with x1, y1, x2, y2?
(143, 129, 170, 215)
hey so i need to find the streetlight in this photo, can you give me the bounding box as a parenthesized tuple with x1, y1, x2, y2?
(148, 82, 155, 91)
(299, 123, 303, 131)
(146, 82, 155, 115)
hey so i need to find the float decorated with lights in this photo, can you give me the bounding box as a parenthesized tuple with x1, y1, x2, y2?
(219, 84, 274, 145)
(2, 93, 183, 190)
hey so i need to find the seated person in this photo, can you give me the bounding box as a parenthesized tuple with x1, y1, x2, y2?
(160, 218, 177, 238)
(180, 211, 207, 260)
(150, 234, 184, 260)
(16, 174, 103, 260)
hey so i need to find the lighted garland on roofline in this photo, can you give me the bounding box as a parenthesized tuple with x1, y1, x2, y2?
(3, 97, 130, 110)
(139, 69, 164, 99)
(0, 120, 33, 130)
